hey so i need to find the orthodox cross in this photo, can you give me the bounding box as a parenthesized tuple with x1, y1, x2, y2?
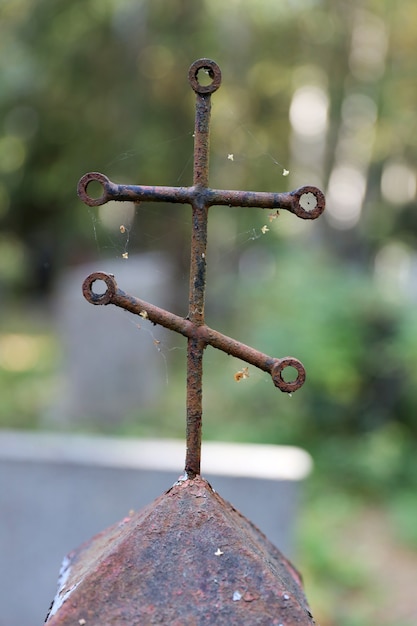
(78, 58, 325, 479)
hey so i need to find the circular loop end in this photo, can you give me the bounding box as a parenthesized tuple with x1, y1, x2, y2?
(188, 58, 222, 95)
(291, 186, 325, 220)
(77, 172, 110, 207)
(82, 272, 117, 305)
(271, 357, 306, 393)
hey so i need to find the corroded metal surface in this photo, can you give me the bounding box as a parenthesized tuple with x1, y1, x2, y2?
(46, 477, 315, 625)
(77, 58, 325, 477)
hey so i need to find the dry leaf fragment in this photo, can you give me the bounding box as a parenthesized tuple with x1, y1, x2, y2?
(234, 367, 249, 382)
(268, 210, 280, 222)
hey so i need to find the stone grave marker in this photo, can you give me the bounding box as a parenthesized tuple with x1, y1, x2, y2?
(51, 252, 172, 426)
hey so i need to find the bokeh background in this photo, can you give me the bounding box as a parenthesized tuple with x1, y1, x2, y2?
(1, 1, 417, 624)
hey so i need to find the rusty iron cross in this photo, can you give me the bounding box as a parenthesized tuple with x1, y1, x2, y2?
(78, 58, 325, 478)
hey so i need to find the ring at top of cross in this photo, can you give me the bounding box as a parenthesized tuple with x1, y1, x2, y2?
(188, 58, 222, 95)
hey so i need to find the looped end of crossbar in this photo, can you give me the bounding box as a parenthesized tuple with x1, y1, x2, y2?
(271, 357, 306, 393)
(290, 186, 325, 220)
(78, 172, 110, 207)
(82, 271, 117, 305)
(188, 58, 222, 95)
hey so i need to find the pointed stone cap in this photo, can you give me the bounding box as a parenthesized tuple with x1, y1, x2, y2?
(45, 476, 315, 625)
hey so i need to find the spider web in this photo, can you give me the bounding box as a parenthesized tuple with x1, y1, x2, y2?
(85, 117, 293, 388)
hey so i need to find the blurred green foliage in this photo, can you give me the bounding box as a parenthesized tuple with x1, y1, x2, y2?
(1, 1, 417, 624)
